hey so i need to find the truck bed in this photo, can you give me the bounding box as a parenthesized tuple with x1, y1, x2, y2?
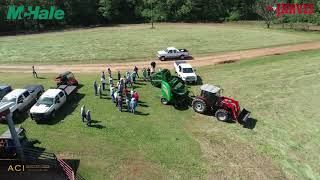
(57, 85, 77, 96)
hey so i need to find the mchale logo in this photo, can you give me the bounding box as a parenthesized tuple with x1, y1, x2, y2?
(267, 3, 319, 17)
(4, 0, 65, 20)
(7, 5, 64, 20)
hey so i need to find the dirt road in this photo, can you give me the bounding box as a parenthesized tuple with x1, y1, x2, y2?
(1, 41, 320, 73)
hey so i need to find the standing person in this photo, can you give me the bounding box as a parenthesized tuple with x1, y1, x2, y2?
(126, 96, 130, 112)
(151, 61, 156, 74)
(133, 66, 139, 78)
(142, 68, 147, 81)
(107, 68, 112, 77)
(117, 70, 121, 81)
(80, 105, 86, 122)
(98, 85, 102, 98)
(86, 110, 91, 127)
(117, 95, 123, 112)
(101, 78, 106, 91)
(110, 86, 115, 103)
(126, 73, 132, 87)
(125, 90, 131, 112)
(130, 98, 137, 114)
(101, 71, 106, 80)
(123, 86, 129, 98)
(114, 91, 118, 105)
(147, 67, 151, 78)
(32, 66, 38, 78)
(101, 71, 106, 91)
(133, 91, 139, 102)
(126, 70, 130, 79)
(109, 76, 113, 86)
(131, 71, 137, 84)
(118, 81, 124, 94)
(93, 81, 98, 96)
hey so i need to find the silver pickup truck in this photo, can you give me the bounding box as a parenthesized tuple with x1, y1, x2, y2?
(157, 47, 190, 61)
(0, 85, 44, 119)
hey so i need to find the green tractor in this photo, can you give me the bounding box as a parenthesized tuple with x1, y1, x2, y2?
(150, 69, 189, 106)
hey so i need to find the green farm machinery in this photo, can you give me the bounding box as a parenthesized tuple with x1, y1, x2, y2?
(150, 69, 189, 106)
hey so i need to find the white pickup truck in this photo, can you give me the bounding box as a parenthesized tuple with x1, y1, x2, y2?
(0, 85, 44, 119)
(157, 47, 190, 61)
(174, 61, 198, 83)
(29, 85, 77, 122)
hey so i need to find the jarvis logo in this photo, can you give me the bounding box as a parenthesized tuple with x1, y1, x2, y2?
(6, 5, 64, 20)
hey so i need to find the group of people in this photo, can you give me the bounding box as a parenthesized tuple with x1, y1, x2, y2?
(80, 61, 157, 124)
(91, 66, 145, 114)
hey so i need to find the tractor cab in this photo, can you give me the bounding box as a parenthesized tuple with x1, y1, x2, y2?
(200, 84, 221, 105)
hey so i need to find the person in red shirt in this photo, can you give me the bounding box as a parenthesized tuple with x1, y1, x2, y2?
(132, 91, 139, 102)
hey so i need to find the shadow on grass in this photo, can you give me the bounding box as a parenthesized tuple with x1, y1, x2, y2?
(134, 81, 146, 86)
(172, 96, 193, 111)
(135, 111, 150, 116)
(36, 77, 46, 80)
(138, 100, 149, 107)
(88, 119, 106, 129)
(158, 56, 194, 62)
(38, 93, 85, 125)
(77, 84, 84, 89)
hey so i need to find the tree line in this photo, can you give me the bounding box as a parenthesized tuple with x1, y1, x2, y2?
(0, 0, 319, 33)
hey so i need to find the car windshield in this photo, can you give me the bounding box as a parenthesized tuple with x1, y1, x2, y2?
(37, 97, 54, 106)
(183, 68, 194, 73)
(1, 97, 16, 103)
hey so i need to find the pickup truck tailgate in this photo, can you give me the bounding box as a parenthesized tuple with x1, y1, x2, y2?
(57, 85, 77, 96)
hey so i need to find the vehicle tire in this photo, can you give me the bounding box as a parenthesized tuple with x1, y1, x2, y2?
(28, 112, 33, 120)
(215, 109, 229, 122)
(161, 97, 169, 105)
(192, 99, 207, 114)
(37, 92, 42, 99)
(12, 111, 19, 120)
(180, 55, 185, 60)
(160, 56, 165, 61)
(51, 110, 56, 119)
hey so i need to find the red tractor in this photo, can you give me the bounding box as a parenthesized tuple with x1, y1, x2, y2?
(192, 84, 250, 122)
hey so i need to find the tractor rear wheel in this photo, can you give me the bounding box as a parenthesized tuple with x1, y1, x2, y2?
(215, 109, 229, 122)
(161, 97, 169, 105)
(192, 99, 207, 114)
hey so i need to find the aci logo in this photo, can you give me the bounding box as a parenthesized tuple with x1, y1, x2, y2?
(267, 3, 320, 17)
(6, 5, 64, 20)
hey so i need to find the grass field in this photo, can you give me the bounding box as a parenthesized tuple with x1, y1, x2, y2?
(0, 23, 320, 64)
(0, 49, 320, 179)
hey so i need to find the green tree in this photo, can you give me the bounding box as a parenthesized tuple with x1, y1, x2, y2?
(256, 0, 277, 28)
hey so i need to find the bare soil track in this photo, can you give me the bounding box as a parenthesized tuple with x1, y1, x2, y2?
(1, 41, 320, 73)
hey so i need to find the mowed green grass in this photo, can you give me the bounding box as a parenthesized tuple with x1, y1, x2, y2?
(0, 23, 320, 64)
(0, 50, 320, 179)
